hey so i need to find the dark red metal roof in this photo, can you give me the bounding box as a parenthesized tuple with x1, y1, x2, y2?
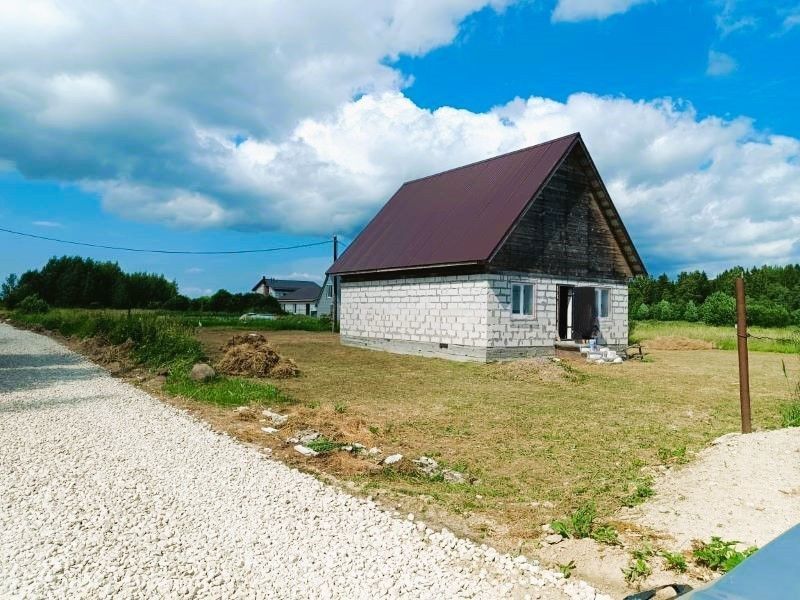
(328, 133, 581, 275)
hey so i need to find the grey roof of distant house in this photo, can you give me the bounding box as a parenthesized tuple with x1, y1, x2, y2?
(278, 284, 322, 302)
(251, 277, 319, 292)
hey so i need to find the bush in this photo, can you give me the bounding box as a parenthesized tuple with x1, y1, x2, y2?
(634, 303, 651, 321)
(683, 300, 699, 322)
(651, 299, 677, 321)
(16, 293, 50, 314)
(700, 292, 736, 326)
(747, 301, 791, 327)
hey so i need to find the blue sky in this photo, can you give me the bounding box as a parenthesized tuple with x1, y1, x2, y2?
(1, 0, 799, 295)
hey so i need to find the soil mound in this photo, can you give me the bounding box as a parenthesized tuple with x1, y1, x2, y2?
(484, 357, 574, 383)
(644, 336, 713, 351)
(216, 333, 299, 379)
(78, 336, 135, 364)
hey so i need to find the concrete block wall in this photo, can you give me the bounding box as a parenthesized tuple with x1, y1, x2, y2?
(487, 273, 628, 352)
(339, 275, 490, 353)
(340, 272, 629, 361)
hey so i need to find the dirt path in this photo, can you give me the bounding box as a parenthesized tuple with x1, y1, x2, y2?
(625, 429, 800, 549)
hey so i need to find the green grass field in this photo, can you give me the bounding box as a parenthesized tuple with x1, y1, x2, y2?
(631, 320, 800, 353)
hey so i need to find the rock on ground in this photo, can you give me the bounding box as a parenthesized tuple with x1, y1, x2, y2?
(0, 324, 609, 600)
(189, 362, 216, 382)
(625, 429, 800, 549)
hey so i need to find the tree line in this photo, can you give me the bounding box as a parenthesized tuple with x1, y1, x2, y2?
(1, 256, 282, 314)
(630, 265, 800, 327)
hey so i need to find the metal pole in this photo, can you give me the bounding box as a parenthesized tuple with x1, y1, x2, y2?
(735, 277, 752, 433)
(331, 235, 338, 333)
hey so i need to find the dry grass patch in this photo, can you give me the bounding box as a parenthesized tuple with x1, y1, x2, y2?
(643, 337, 714, 351)
(194, 328, 797, 557)
(483, 357, 581, 383)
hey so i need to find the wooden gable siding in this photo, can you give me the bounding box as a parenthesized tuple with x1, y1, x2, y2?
(489, 147, 631, 281)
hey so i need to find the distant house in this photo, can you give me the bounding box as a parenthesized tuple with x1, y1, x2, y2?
(327, 132, 646, 362)
(315, 274, 337, 319)
(252, 277, 322, 316)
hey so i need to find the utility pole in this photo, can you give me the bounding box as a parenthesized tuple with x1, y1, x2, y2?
(331, 235, 338, 333)
(735, 276, 752, 433)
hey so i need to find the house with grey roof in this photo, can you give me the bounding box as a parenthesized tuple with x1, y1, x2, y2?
(327, 132, 646, 362)
(252, 277, 322, 316)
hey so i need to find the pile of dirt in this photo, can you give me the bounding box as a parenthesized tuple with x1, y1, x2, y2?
(216, 333, 299, 379)
(643, 336, 713, 351)
(484, 357, 575, 383)
(76, 336, 136, 372)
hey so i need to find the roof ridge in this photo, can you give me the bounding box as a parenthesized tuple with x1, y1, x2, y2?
(402, 132, 581, 186)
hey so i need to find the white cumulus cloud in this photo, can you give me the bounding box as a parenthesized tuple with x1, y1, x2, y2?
(1, 0, 799, 274)
(552, 0, 650, 22)
(182, 90, 800, 272)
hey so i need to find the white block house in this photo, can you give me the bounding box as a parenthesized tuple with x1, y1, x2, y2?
(327, 133, 646, 362)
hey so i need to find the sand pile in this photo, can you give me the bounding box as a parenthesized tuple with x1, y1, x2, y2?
(216, 333, 299, 379)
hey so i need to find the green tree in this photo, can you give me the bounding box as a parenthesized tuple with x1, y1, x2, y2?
(683, 300, 699, 322)
(634, 303, 651, 321)
(747, 300, 791, 327)
(652, 299, 677, 321)
(1, 274, 19, 307)
(700, 292, 736, 326)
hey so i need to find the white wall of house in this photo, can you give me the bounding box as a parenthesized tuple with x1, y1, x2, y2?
(340, 272, 628, 361)
(340, 274, 490, 358)
(316, 277, 335, 318)
(280, 301, 317, 315)
(486, 273, 628, 353)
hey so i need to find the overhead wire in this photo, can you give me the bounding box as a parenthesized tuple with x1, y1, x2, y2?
(0, 227, 331, 255)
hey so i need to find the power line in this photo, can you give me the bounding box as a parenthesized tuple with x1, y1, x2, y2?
(0, 227, 331, 255)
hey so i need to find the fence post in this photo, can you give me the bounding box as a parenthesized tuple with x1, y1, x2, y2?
(735, 277, 752, 433)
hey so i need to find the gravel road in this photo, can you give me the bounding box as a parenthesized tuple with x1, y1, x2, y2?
(0, 324, 608, 600)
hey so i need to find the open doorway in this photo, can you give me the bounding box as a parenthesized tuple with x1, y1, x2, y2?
(557, 285, 597, 341)
(557, 285, 573, 340)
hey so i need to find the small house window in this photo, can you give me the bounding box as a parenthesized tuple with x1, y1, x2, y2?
(511, 283, 534, 316)
(326, 284, 333, 299)
(595, 288, 610, 318)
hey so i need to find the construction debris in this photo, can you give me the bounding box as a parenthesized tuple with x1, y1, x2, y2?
(580, 344, 623, 364)
(262, 409, 289, 426)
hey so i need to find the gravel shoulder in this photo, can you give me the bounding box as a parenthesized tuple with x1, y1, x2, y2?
(0, 324, 607, 599)
(625, 428, 800, 549)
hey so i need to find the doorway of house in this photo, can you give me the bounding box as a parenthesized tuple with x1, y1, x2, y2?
(557, 285, 597, 341)
(557, 285, 574, 340)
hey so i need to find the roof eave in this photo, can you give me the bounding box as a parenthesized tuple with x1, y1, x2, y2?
(327, 260, 483, 277)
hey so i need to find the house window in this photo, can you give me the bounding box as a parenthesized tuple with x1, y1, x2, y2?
(595, 288, 610, 318)
(511, 283, 534, 317)
(326, 284, 333, 299)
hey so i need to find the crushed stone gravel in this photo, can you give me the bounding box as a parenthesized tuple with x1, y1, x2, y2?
(626, 429, 800, 549)
(0, 324, 609, 599)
